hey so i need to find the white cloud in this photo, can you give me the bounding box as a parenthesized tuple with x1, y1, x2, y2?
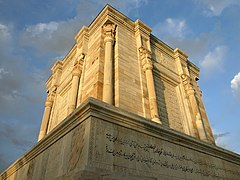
(196, 0, 240, 16)
(0, 23, 11, 41)
(153, 18, 187, 40)
(153, 21, 224, 66)
(231, 72, 240, 96)
(134, 0, 148, 8)
(213, 129, 231, 149)
(200, 45, 227, 72)
(19, 1, 149, 55)
(19, 19, 81, 54)
(19, 1, 98, 54)
(0, 68, 8, 80)
(26, 22, 59, 39)
(0, 19, 48, 173)
(98, 0, 148, 14)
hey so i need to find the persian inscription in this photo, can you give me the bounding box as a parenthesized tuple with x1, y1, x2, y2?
(105, 133, 240, 179)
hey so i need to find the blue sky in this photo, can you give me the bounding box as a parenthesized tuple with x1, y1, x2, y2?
(0, 0, 240, 173)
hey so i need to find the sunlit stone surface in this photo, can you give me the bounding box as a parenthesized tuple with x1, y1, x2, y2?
(1, 5, 240, 180)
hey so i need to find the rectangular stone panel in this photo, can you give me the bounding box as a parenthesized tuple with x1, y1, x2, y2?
(86, 104, 240, 180)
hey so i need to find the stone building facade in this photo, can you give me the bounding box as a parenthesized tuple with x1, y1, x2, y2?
(39, 5, 215, 144)
(3, 5, 240, 180)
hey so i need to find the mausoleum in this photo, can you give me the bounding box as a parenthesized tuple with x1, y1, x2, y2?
(1, 5, 240, 180)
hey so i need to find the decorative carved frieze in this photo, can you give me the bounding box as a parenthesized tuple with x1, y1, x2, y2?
(103, 22, 116, 43)
(45, 89, 56, 107)
(139, 47, 153, 71)
(181, 74, 195, 97)
(51, 61, 63, 89)
(72, 53, 85, 77)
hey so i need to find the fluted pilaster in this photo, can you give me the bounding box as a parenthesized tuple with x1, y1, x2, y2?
(139, 47, 161, 123)
(181, 74, 208, 141)
(102, 22, 116, 104)
(38, 90, 56, 141)
(68, 53, 84, 114)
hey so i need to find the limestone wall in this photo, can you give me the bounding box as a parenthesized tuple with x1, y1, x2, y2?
(38, 5, 215, 144)
(115, 21, 143, 116)
(81, 27, 103, 102)
(2, 98, 240, 180)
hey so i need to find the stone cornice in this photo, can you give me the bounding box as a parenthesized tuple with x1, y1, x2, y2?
(88, 4, 136, 36)
(62, 44, 77, 67)
(74, 26, 89, 43)
(46, 76, 53, 91)
(51, 60, 63, 73)
(82, 99, 240, 165)
(43, 48, 76, 94)
(174, 48, 188, 60)
(187, 61, 200, 80)
(150, 35, 175, 59)
(59, 28, 87, 71)
(134, 19, 152, 38)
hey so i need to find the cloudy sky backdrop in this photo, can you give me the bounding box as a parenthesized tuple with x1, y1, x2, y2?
(1, 0, 240, 172)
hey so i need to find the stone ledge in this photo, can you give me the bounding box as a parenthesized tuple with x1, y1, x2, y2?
(1, 97, 240, 179)
(85, 98, 240, 165)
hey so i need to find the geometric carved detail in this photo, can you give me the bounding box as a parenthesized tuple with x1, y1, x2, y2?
(139, 46, 153, 72)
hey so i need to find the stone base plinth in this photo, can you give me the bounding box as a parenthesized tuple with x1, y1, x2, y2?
(1, 98, 240, 180)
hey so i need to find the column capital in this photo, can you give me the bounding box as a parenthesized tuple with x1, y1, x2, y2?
(75, 26, 89, 44)
(181, 74, 195, 96)
(51, 60, 63, 88)
(45, 90, 55, 107)
(103, 22, 116, 43)
(139, 46, 151, 56)
(139, 47, 153, 71)
(72, 53, 85, 77)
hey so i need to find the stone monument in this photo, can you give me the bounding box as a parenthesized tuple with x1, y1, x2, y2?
(1, 4, 240, 180)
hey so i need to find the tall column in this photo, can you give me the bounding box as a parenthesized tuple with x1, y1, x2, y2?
(139, 47, 161, 124)
(74, 26, 89, 106)
(181, 74, 208, 141)
(68, 53, 84, 114)
(195, 112, 208, 141)
(195, 81, 215, 144)
(38, 90, 55, 141)
(102, 22, 116, 105)
(174, 48, 197, 137)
